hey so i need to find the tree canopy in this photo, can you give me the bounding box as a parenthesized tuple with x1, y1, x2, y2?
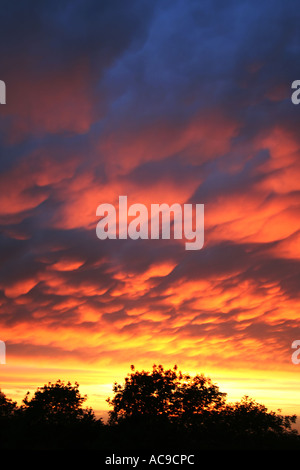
(221, 395, 297, 437)
(0, 367, 299, 450)
(106, 364, 297, 442)
(22, 379, 95, 425)
(107, 364, 227, 425)
(0, 389, 18, 418)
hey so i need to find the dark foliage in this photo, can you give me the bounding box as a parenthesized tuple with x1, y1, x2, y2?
(106, 364, 227, 426)
(1, 367, 300, 450)
(21, 379, 96, 426)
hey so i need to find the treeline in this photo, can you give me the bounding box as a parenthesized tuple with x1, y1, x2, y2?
(1, 365, 300, 450)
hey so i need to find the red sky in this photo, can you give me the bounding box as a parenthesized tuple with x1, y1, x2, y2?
(0, 0, 300, 422)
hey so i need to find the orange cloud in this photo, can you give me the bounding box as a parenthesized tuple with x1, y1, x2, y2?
(4, 278, 39, 299)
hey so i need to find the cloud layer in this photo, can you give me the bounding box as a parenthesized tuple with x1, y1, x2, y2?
(0, 0, 300, 414)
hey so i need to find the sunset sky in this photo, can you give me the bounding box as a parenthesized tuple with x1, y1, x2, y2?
(0, 0, 300, 422)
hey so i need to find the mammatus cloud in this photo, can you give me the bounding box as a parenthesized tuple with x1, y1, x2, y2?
(0, 0, 300, 415)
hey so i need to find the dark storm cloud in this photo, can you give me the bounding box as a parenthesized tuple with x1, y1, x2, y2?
(99, 0, 299, 125)
(189, 150, 270, 203)
(0, 0, 157, 67)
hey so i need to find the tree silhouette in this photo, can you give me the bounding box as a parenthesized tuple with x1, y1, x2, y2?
(106, 364, 300, 450)
(1, 368, 300, 450)
(174, 372, 227, 427)
(0, 389, 19, 449)
(106, 364, 226, 426)
(22, 379, 95, 426)
(222, 395, 297, 438)
(0, 389, 18, 418)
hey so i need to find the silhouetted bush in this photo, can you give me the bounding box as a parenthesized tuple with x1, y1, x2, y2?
(1, 367, 300, 450)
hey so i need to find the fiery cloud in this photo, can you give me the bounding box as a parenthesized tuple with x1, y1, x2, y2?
(0, 0, 300, 419)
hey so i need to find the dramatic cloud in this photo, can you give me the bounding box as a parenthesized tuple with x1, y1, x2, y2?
(0, 0, 300, 417)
